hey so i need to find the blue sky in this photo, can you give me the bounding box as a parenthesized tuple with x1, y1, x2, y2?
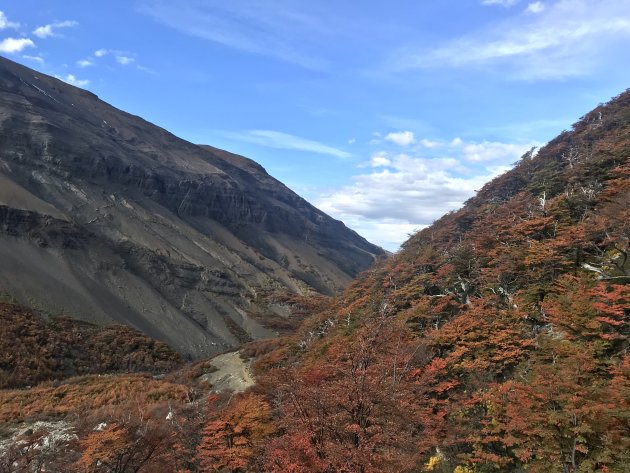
(1, 0, 628, 250)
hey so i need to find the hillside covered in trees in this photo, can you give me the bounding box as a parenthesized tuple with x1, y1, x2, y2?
(0, 91, 628, 472)
(0, 301, 182, 389)
(248, 89, 630, 472)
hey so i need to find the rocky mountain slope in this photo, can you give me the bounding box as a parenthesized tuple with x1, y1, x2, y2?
(0, 56, 382, 358)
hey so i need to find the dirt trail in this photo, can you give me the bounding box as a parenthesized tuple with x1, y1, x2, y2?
(200, 351, 255, 393)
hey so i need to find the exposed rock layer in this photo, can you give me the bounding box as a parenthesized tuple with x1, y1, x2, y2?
(0, 56, 383, 357)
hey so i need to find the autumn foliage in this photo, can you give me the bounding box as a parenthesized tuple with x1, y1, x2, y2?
(249, 89, 630, 472)
(1, 91, 629, 472)
(196, 393, 275, 471)
(0, 302, 181, 389)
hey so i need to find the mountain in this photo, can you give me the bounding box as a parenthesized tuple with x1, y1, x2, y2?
(0, 56, 383, 358)
(246, 90, 630, 471)
(0, 85, 628, 471)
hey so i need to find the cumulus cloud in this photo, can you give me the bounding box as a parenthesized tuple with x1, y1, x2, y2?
(55, 74, 89, 88)
(392, 0, 630, 80)
(385, 130, 416, 147)
(115, 55, 135, 65)
(77, 58, 94, 68)
(225, 129, 352, 159)
(33, 20, 78, 38)
(91, 49, 138, 67)
(0, 11, 19, 29)
(332, 215, 423, 253)
(317, 155, 495, 250)
(419, 138, 440, 148)
(525, 1, 545, 13)
(0, 37, 35, 54)
(315, 137, 539, 250)
(368, 152, 392, 168)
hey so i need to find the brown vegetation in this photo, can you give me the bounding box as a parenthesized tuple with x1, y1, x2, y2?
(0, 302, 182, 389)
(249, 90, 630, 472)
(1, 90, 628, 472)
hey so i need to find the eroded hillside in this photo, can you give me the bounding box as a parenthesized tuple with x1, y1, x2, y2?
(0, 56, 383, 358)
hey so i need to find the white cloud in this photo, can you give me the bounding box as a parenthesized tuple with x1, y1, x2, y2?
(115, 55, 135, 65)
(525, 1, 545, 13)
(374, 132, 536, 163)
(455, 138, 539, 162)
(55, 74, 90, 88)
(334, 215, 423, 253)
(315, 137, 539, 250)
(91, 49, 139, 67)
(0, 11, 19, 29)
(419, 138, 440, 148)
(317, 155, 494, 250)
(32, 20, 78, 39)
(22, 55, 44, 65)
(348, 138, 356, 144)
(392, 0, 630, 80)
(385, 130, 416, 147)
(139, 0, 329, 70)
(0, 37, 35, 54)
(225, 130, 352, 159)
(77, 58, 94, 68)
(33, 25, 54, 38)
(369, 152, 392, 168)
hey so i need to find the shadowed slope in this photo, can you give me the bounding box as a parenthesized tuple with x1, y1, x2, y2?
(0, 56, 383, 357)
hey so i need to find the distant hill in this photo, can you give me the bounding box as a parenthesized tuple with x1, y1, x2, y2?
(0, 56, 383, 358)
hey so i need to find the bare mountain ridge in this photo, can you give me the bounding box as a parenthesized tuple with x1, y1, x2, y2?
(0, 56, 383, 358)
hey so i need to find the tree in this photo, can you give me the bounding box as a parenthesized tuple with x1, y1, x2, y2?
(263, 313, 420, 472)
(197, 393, 274, 472)
(75, 407, 176, 473)
(470, 275, 630, 472)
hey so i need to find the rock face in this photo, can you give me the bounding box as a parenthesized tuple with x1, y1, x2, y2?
(0, 56, 383, 358)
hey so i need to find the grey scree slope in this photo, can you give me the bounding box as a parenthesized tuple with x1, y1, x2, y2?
(0, 56, 383, 358)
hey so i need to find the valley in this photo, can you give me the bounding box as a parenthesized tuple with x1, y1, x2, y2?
(0, 50, 628, 473)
